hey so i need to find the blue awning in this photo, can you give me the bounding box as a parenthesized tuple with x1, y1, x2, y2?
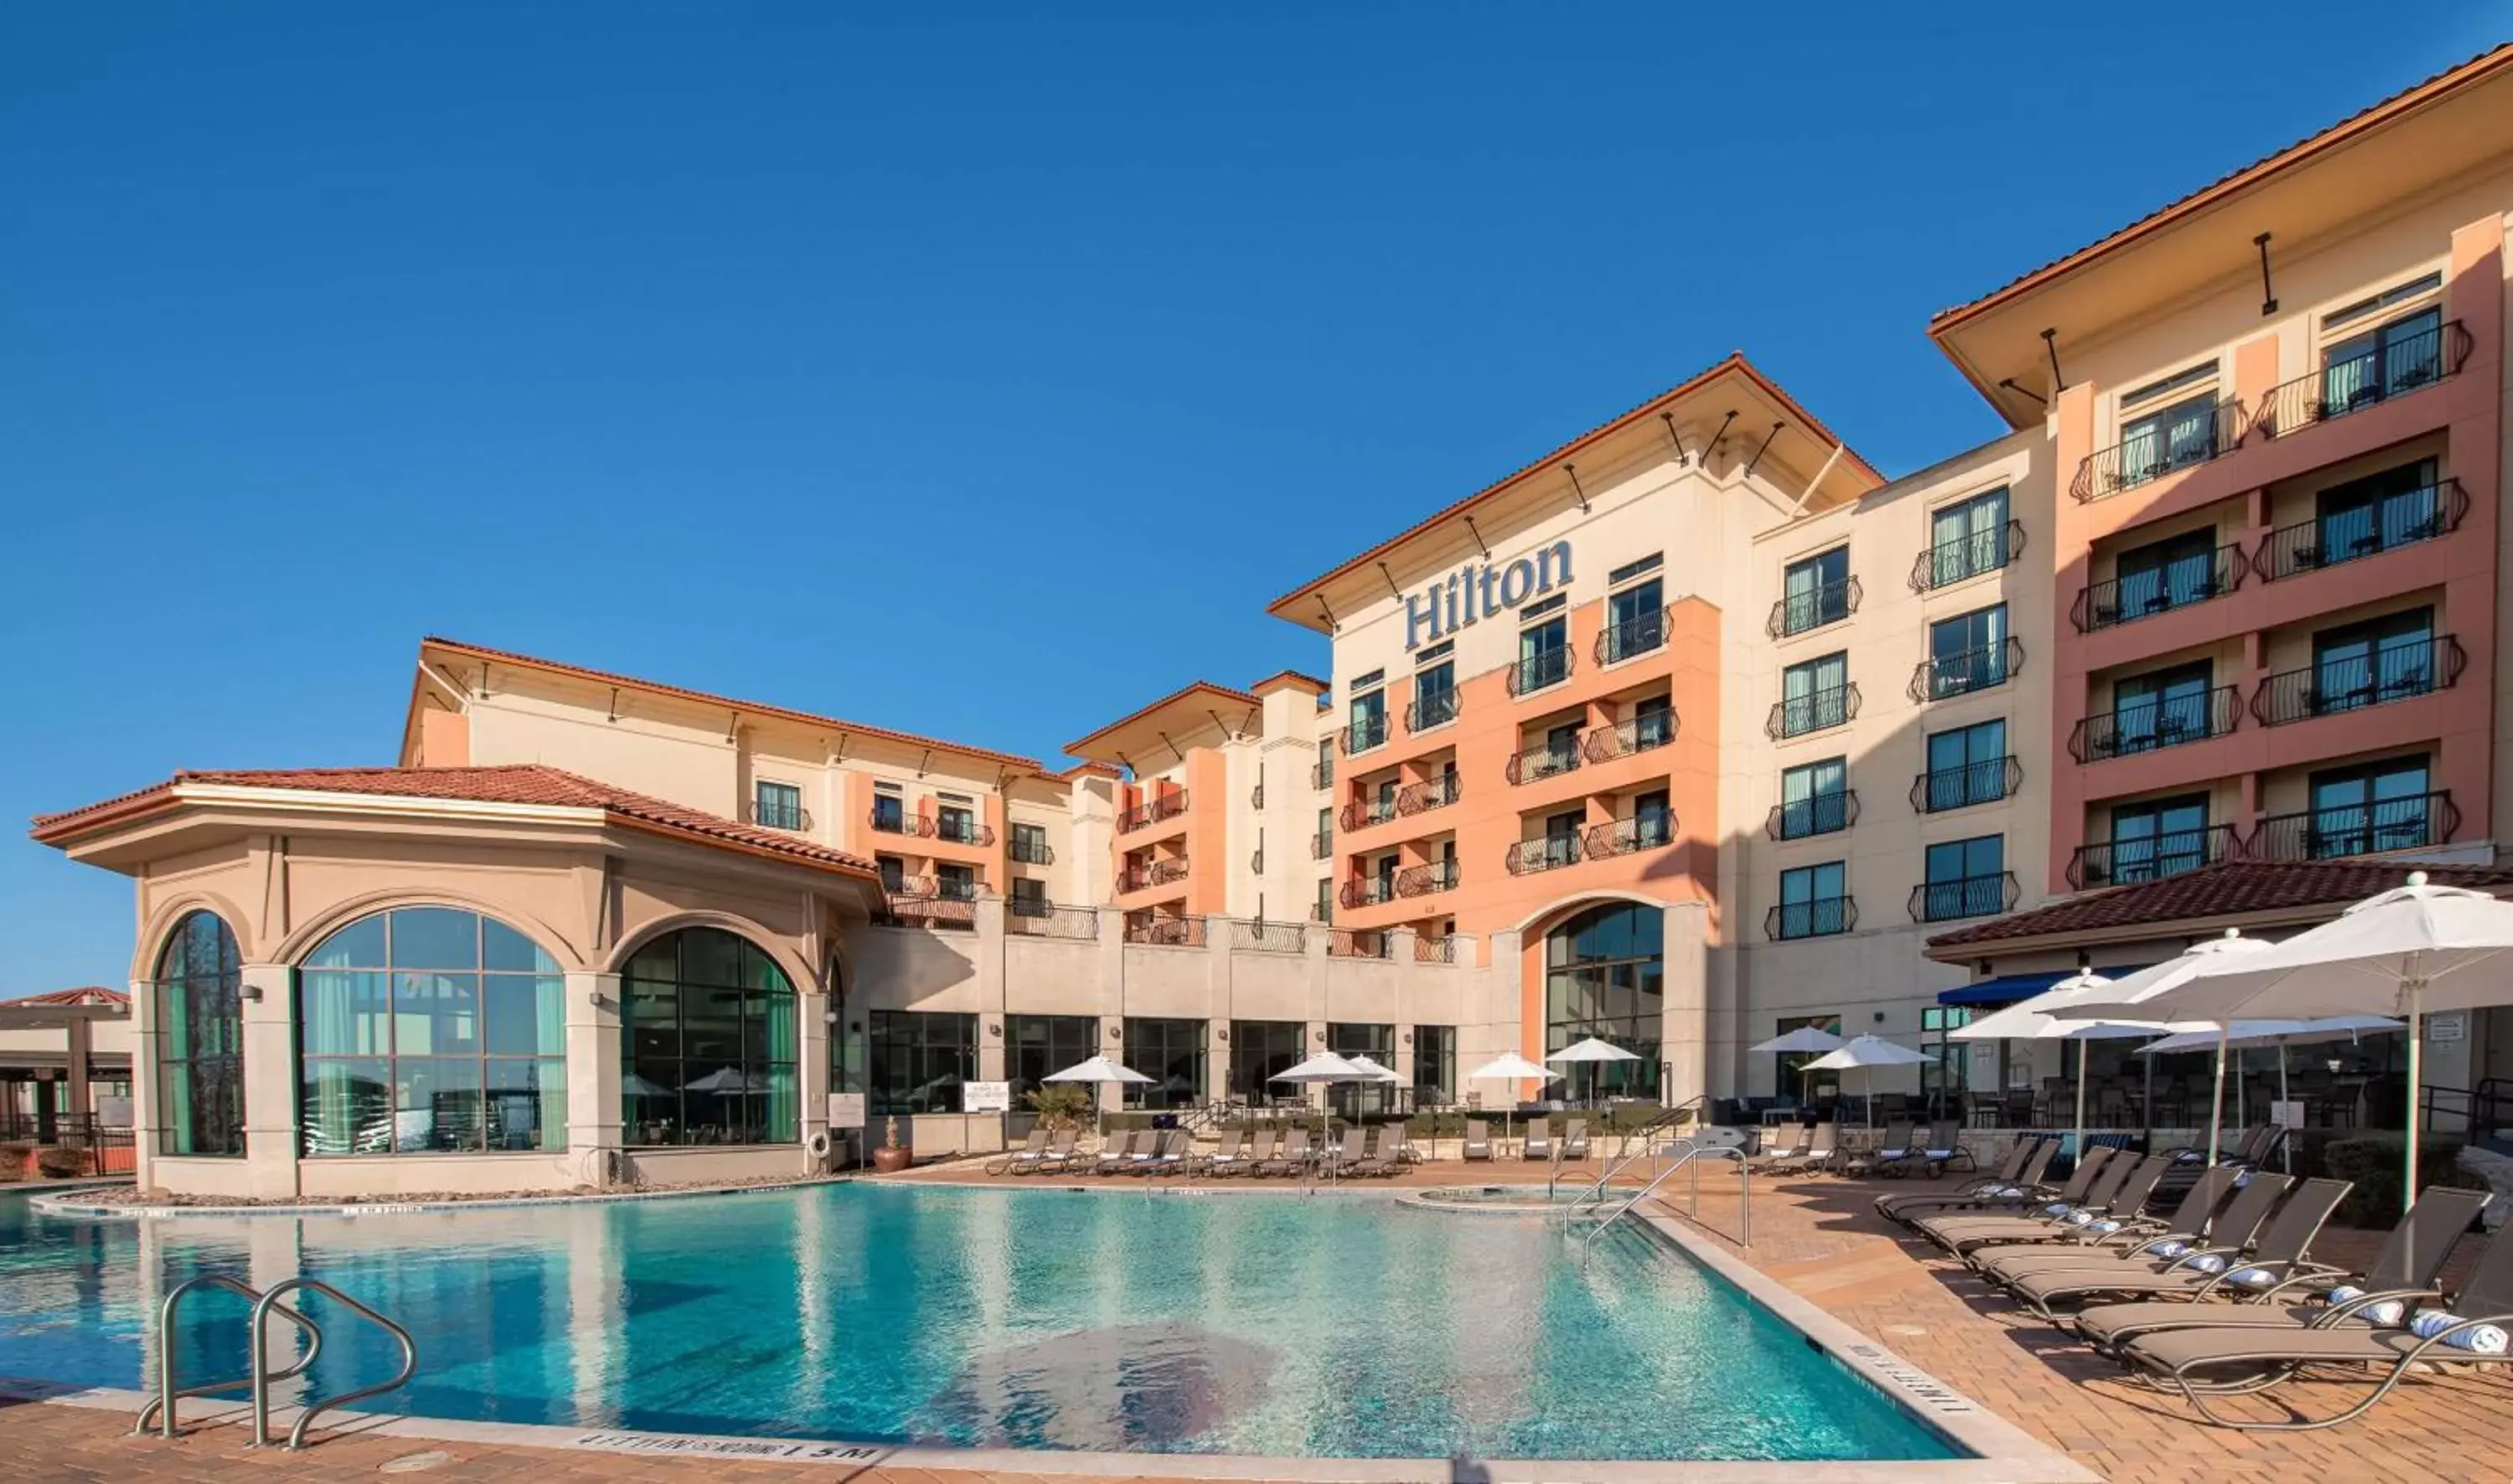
(1936, 966, 2153, 1008)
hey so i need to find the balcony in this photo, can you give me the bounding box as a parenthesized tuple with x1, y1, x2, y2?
(1308, 828, 1334, 860)
(1228, 918, 1307, 954)
(1911, 755, 2022, 813)
(1909, 637, 2023, 703)
(1767, 791, 1857, 841)
(1767, 683, 1859, 741)
(2071, 545, 2247, 633)
(1117, 791, 1189, 834)
(1394, 860, 1459, 898)
(1006, 898, 1097, 939)
(1117, 857, 1190, 893)
(1405, 688, 1462, 733)
(2255, 479, 2469, 582)
(1768, 577, 1861, 640)
(1339, 792, 1400, 832)
(933, 814, 995, 847)
(1340, 716, 1390, 755)
(1767, 897, 1856, 941)
(1009, 834, 1055, 865)
(2249, 791, 2459, 863)
(1595, 606, 1672, 665)
(869, 807, 932, 838)
(1582, 710, 1678, 762)
(1582, 812, 1677, 859)
(1907, 872, 2020, 923)
(2067, 825, 2242, 890)
(1396, 772, 1463, 816)
(1250, 781, 1266, 810)
(742, 799, 812, 832)
(1414, 935, 1458, 964)
(1504, 738, 1583, 786)
(1910, 522, 2024, 593)
(1126, 915, 1206, 947)
(875, 875, 978, 930)
(2069, 687, 2242, 763)
(1339, 875, 1396, 909)
(2247, 321, 2474, 442)
(2250, 636, 2464, 729)
(1505, 647, 1575, 697)
(1311, 758, 1334, 790)
(1504, 834, 1583, 875)
(2072, 400, 2244, 502)
(1328, 928, 1391, 959)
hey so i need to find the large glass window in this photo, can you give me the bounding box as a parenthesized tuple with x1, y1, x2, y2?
(1411, 647, 1458, 730)
(1920, 837, 2006, 921)
(1775, 862, 1849, 939)
(2315, 460, 2442, 567)
(2114, 528, 2221, 621)
(2114, 662, 2215, 752)
(1124, 1018, 1206, 1109)
(1927, 489, 2011, 586)
(1543, 903, 1663, 1100)
(2108, 795, 2211, 884)
(1778, 757, 1850, 837)
(1229, 1019, 1305, 1104)
(1779, 546, 1850, 635)
(1348, 678, 1388, 752)
(1771, 1013, 1843, 1095)
(622, 928, 797, 1144)
(868, 1010, 976, 1115)
(1328, 1022, 1396, 1117)
(1413, 1024, 1456, 1105)
(2308, 755, 2434, 858)
(153, 911, 244, 1157)
(1779, 652, 1850, 735)
(1004, 1014, 1095, 1105)
(1922, 719, 2008, 811)
(1516, 602, 1571, 692)
(753, 780, 804, 831)
(1603, 557, 1666, 662)
(299, 907, 566, 1157)
(2313, 607, 2436, 715)
(2115, 366, 2222, 487)
(2323, 294, 2443, 412)
(1926, 605, 2009, 698)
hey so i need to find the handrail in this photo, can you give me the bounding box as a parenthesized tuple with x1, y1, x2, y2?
(253, 1277, 420, 1449)
(139, 1275, 325, 1439)
(1581, 1143, 1749, 1256)
(1565, 1132, 1698, 1219)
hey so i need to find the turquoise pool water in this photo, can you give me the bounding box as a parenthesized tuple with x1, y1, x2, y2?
(0, 1186, 1957, 1462)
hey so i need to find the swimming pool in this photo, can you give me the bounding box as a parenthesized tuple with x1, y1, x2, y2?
(0, 1184, 1961, 1466)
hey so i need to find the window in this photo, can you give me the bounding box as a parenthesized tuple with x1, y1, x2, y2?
(1010, 821, 1050, 865)
(2323, 276, 2444, 413)
(1348, 680, 1388, 751)
(1920, 836, 2006, 921)
(1926, 489, 2012, 587)
(870, 791, 906, 832)
(2113, 528, 2221, 621)
(935, 800, 979, 844)
(2313, 607, 2436, 715)
(298, 907, 567, 1156)
(1539, 809, 1583, 868)
(2115, 363, 2223, 486)
(1926, 605, 2009, 698)
(1779, 546, 1850, 636)
(1771, 1013, 1844, 1095)
(2113, 662, 2216, 753)
(622, 928, 796, 1144)
(753, 781, 804, 831)
(1009, 878, 1050, 918)
(1414, 1024, 1457, 1105)
(1231, 1020, 1306, 1103)
(936, 863, 977, 901)
(1634, 693, 1675, 750)
(1543, 903, 1661, 1100)
(869, 1010, 976, 1115)
(1313, 878, 1333, 923)
(1412, 650, 1458, 729)
(1775, 862, 1849, 939)
(2108, 795, 2211, 884)
(1922, 719, 2008, 812)
(2309, 460, 2444, 569)
(2307, 756, 2435, 858)
(1778, 757, 1850, 838)
(1920, 1006, 1971, 1108)
(152, 910, 243, 1157)
(1005, 1014, 1095, 1105)
(1123, 1018, 1206, 1109)
(1515, 605, 1571, 692)
(1603, 557, 1666, 662)
(875, 855, 905, 893)
(1315, 736, 1334, 786)
(1329, 1023, 1396, 1117)
(1779, 652, 1850, 736)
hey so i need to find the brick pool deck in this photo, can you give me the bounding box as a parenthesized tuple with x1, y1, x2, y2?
(7, 1159, 2506, 1482)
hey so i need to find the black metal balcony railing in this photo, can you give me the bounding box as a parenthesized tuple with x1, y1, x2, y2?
(1117, 858, 1191, 893)
(2254, 479, 2469, 583)
(1229, 918, 1306, 954)
(875, 876, 978, 930)
(869, 807, 931, 837)
(1340, 716, 1389, 754)
(1768, 576, 1862, 639)
(1767, 897, 1856, 941)
(1505, 646, 1575, 696)
(2072, 400, 2245, 502)
(1339, 875, 1396, 909)
(1006, 897, 1098, 939)
(1596, 606, 1672, 665)
(1396, 772, 1463, 815)
(743, 799, 812, 832)
(2069, 686, 2242, 763)
(1910, 521, 2025, 592)
(1767, 791, 1857, 841)
(1414, 934, 1458, 964)
(1406, 688, 1462, 733)
(1767, 683, 1859, 740)
(2249, 791, 2459, 863)
(1394, 860, 1460, 897)
(1910, 636, 2023, 703)
(2248, 321, 2473, 442)
(1910, 755, 2023, 813)
(1009, 834, 1055, 865)
(2071, 544, 2247, 632)
(1504, 739, 1583, 786)
(1308, 828, 1334, 860)
(1126, 915, 1206, 947)
(1311, 758, 1334, 790)
(1339, 793, 1399, 832)
(2067, 825, 2242, 890)
(2250, 636, 2464, 729)
(933, 814, 994, 847)
(1249, 847, 1265, 875)
(1582, 709, 1679, 762)
(1504, 834, 1584, 875)
(1908, 872, 2020, 923)
(1582, 812, 1678, 859)
(1117, 791, 1189, 834)
(1328, 928, 1391, 960)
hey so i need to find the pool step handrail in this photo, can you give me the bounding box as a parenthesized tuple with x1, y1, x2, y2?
(1578, 1143, 1750, 1258)
(139, 1271, 418, 1450)
(1565, 1135, 1700, 1219)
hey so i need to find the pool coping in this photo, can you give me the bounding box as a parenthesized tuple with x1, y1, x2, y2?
(27, 1174, 852, 1221)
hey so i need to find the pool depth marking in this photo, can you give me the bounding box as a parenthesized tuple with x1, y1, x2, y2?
(574, 1430, 885, 1461)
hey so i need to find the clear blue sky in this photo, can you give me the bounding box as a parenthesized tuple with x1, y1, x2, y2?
(1, 3, 2498, 993)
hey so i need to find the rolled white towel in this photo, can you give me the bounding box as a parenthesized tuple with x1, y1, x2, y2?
(2152, 1240, 2191, 1258)
(2185, 1254, 2227, 1274)
(2225, 1265, 2278, 1287)
(2327, 1286, 2405, 1326)
(1924, 1148, 1955, 1160)
(1877, 1147, 1908, 1160)
(2087, 1219, 2124, 1235)
(2064, 1210, 2098, 1227)
(2232, 1170, 2251, 1188)
(1993, 1185, 2023, 1198)
(2042, 1201, 2072, 1215)
(2407, 1311, 2510, 1353)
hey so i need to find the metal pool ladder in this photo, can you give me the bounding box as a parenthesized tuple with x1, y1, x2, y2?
(1577, 1143, 1750, 1259)
(137, 1273, 419, 1449)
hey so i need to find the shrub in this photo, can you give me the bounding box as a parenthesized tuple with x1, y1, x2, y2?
(34, 1146, 90, 1180)
(1021, 1084, 1093, 1132)
(0, 1143, 31, 1183)
(2318, 1134, 2486, 1228)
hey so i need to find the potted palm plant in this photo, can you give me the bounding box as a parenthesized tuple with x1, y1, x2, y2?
(871, 1116, 913, 1174)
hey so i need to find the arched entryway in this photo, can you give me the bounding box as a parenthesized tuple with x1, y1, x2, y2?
(1541, 900, 1664, 1100)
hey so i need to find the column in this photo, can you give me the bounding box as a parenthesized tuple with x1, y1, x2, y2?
(126, 976, 157, 1191)
(65, 1016, 91, 1132)
(237, 963, 299, 1200)
(565, 971, 622, 1182)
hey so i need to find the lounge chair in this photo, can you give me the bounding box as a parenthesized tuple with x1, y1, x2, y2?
(1327, 1126, 1370, 1176)
(1851, 1120, 1919, 1177)
(1034, 1128, 1080, 1173)
(1791, 1121, 1840, 1176)
(1562, 1118, 1591, 1161)
(1917, 1118, 1973, 1177)
(1974, 1166, 2241, 1284)
(1994, 1172, 2294, 1319)
(1263, 1126, 1312, 1177)
(1463, 1120, 1494, 1162)
(1149, 1130, 1191, 1176)
(1756, 1124, 1814, 1172)
(1369, 1125, 1406, 1172)
(1522, 1117, 1555, 1162)
(1876, 1136, 2046, 1222)
(1243, 1127, 1280, 1175)
(984, 1126, 1050, 1176)
(1092, 1130, 1138, 1175)
(1910, 1145, 2119, 1251)
(2073, 1183, 2484, 1355)
(1931, 1154, 2170, 1258)
(2115, 1188, 2509, 1430)
(1203, 1128, 1249, 1177)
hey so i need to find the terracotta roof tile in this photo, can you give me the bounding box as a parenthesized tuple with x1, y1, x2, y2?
(0, 987, 130, 1008)
(1926, 859, 2513, 952)
(30, 765, 881, 881)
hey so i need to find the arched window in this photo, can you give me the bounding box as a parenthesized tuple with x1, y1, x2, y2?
(623, 928, 797, 1146)
(153, 911, 244, 1157)
(297, 907, 566, 1157)
(1543, 901, 1664, 1100)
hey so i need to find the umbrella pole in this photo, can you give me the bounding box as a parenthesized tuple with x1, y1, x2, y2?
(2277, 1040, 2293, 1174)
(2140, 1049, 2154, 1153)
(2404, 968, 2425, 1218)
(2071, 1038, 2087, 1167)
(2205, 1024, 2229, 1168)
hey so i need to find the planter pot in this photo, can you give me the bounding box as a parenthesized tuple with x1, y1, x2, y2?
(871, 1146, 913, 1174)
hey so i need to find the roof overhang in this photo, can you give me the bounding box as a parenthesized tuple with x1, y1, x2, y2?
(1063, 682, 1262, 770)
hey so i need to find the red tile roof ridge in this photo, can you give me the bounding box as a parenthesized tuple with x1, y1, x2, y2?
(1926, 858, 2513, 952)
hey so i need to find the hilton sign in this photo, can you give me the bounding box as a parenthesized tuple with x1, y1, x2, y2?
(1403, 540, 1573, 651)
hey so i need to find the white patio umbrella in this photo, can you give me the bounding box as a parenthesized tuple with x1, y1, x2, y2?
(1270, 1052, 1367, 1141)
(1949, 971, 2168, 1163)
(2061, 932, 2278, 1168)
(2103, 873, 2513, 1210)
(2136, 1016, 2403, 1167)
(1802, 1036, 1931, 1128)
(1466, 1052, 1556, 1150)
(1750, 1025, 1845, 1109)
(1546, 1037, 1641, 1110)
(1045, 1054, 1154, 1141)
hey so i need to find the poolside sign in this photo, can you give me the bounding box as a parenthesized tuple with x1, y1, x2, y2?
(826, 1092, 865, 1129)
(963, 1080, 1012, 1114)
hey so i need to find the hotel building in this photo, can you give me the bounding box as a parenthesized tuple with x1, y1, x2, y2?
(32, 48, 2513, 1198)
